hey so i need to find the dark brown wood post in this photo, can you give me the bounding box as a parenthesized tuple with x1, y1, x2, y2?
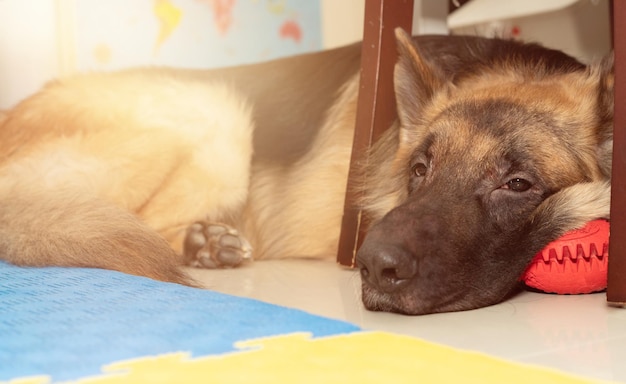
(608, 0, 626, 306)
(336, 0, 414, 267)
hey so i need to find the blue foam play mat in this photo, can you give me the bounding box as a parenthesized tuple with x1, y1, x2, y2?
(0, 261, 359, 382)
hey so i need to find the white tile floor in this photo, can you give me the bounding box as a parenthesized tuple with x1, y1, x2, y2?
(187, 259, 626, 383)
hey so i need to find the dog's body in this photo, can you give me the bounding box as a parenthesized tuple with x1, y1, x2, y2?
(0, 32, 613, 314)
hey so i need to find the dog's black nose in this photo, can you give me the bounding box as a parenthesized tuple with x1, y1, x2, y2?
(357, 242, 418, 293)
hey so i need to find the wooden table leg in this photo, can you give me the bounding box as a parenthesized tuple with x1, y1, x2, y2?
(336, 0, 414, 267)
(608, 0, 626, 306)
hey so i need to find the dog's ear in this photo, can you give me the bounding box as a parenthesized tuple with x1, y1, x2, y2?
(393, 28, 445, 129)
(592, 52, 614, 178)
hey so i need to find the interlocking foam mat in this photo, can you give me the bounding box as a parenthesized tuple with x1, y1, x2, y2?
(0, 261, 614, 383)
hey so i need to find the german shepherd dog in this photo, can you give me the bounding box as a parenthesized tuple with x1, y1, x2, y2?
(0, 29, 613, 315)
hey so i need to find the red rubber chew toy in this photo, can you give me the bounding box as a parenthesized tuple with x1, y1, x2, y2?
(521, 219, 609, 294)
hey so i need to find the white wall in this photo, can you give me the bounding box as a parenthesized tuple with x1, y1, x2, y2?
(0, 0, 60, 109)
(320, 0, 365, 49)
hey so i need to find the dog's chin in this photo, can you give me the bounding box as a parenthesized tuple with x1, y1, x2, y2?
(360, 285, 443, 315)
(360, 286, 402, 313)
(360, 284, 501, 316)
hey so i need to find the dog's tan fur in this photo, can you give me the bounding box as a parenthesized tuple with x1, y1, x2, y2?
(0, 72, 257, 284)
(0, 63, 360, 284)
(236, 75, 359, 260)
(0, 31, 613, 314)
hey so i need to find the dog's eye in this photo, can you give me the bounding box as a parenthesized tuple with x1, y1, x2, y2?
(505, 178, 532, 192)
(412, 163, 428, 177)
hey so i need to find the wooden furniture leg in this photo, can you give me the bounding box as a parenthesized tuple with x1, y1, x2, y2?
(336, 0, 414, 267)
(608, 0, 626, 306)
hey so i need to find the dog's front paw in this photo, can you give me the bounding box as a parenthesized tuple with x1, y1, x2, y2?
(183, 222, 253, 268)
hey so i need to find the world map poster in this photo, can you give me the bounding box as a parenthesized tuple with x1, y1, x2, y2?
(74, 0, 321, 71)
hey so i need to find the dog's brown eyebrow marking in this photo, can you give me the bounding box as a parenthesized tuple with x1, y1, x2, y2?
(442, 98, 569, 146)
(446, 97, 601, 186)
(416, 97, 590, 173)
(411, 133, 435, 159)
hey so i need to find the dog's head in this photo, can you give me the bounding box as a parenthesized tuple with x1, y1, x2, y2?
(357, 29, 613, 315)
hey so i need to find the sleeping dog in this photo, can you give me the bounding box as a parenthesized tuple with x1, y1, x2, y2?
(0, 29, 612, 314)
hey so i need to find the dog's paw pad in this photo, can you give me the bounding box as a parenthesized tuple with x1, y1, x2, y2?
(183, 222, 253, 268)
